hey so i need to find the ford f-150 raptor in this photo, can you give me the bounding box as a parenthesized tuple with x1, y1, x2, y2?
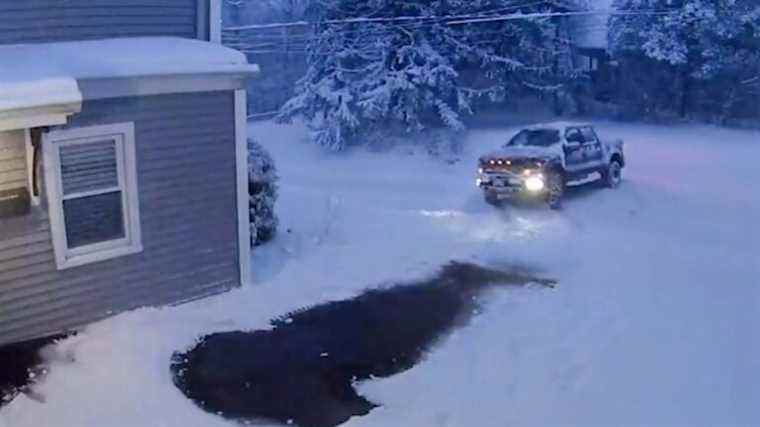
(476, 122, 625, 209)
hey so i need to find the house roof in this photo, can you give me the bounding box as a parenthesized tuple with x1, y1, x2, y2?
(0, 37, 259, 130)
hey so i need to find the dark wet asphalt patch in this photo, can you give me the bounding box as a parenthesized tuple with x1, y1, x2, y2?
(171, 262, 555, 427)
(0, 336, 60, 407)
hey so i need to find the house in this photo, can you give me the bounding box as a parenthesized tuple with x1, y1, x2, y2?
(0, 0, 258, 346)
(569, 0, 617, 102)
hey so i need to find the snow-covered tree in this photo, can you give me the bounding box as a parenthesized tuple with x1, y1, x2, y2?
(278, 0, 580, 150)
(612, 0, 759, 75)
(610, 0, 760, 119)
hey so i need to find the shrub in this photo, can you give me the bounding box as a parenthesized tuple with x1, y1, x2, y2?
(248, 139, 279, 246)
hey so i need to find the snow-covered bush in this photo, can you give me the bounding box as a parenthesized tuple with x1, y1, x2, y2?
(248, 139, 279, 246)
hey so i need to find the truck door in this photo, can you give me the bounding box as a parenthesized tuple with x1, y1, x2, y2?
(580, 126, 604, 166)
(563, 127, 586, 171)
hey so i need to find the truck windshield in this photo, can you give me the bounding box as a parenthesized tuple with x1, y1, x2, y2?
(507, 129, 560, 147)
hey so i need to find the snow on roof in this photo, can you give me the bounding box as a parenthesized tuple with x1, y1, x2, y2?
(0, 37, 258, 83)
(526, 121, 592, 131)
(0, 78, 81, 114)
(0, 37, 259, 120)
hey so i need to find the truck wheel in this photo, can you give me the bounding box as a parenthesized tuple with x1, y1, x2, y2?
(603, 160, 623, 188)
(484, 191, 502, 207)
(546, 171, 565, 210)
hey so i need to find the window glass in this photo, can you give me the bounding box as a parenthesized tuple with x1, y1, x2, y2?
(580, 127, 597, 143)
(566, 128, 583, 143)
(508, 129, 560, 147)
(63, 191, 125, 249)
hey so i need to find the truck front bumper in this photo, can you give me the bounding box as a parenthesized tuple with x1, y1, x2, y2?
(477, 172, 547, 198)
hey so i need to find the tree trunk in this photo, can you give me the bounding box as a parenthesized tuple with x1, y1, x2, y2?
(680, 69, 690, 119)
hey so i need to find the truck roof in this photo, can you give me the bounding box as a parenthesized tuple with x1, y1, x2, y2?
(524, 121, 593, 132)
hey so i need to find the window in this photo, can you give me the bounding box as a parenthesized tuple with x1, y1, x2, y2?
(565, 128, 583, 143)
(43, 123, 142, 270)
(580, 127, 598, 144)
(507, 129, 561, 147)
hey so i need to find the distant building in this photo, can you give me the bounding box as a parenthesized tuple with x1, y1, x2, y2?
(569, 0, 617, 103)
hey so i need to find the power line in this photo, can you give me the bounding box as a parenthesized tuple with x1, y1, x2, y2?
(225, 0, 555, 31)
(222, 4, 638, 59)
(224, 18, 613, 47)
(225, 23, 615, 58)
(447, 9, 674, 25)
(224, 8, 675, 32)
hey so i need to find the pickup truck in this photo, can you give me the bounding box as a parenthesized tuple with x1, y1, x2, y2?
(476, 122, 625, 209)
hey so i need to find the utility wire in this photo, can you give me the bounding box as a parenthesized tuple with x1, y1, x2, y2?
(225, 0, 555, 30)
(224, 8, 675, 31)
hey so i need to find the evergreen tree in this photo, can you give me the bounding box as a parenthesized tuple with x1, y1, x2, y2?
(610, 0, 760, 119)
(278, 0, 579, 150)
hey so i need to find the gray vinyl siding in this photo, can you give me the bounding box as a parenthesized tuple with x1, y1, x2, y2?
(0, 0, 208, 45)
(0, 91, 240, 346)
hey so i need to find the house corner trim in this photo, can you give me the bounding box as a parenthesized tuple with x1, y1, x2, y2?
(210, 0, 222, 43)
(234, 89, 252, 287)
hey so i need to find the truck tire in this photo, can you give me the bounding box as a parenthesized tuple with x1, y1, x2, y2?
(602, 160, 623, 188)
(546, 171, 565, 210)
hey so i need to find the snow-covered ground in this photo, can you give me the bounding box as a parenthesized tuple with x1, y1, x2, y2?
(2, 120, 759, 427)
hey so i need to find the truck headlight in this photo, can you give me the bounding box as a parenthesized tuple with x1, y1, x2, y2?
(525, 176, 545, 192)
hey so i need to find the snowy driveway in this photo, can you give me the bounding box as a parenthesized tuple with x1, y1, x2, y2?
(1, 121, 758, 427)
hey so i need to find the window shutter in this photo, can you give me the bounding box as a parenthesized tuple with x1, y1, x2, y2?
(59, 140, 119, 195)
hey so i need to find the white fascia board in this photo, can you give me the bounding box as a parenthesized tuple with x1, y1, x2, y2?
(0, 113, 70, 132)
(78, 72, 254, 101)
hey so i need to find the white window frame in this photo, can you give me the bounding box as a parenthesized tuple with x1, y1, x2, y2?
(43, 123, 143, 270)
